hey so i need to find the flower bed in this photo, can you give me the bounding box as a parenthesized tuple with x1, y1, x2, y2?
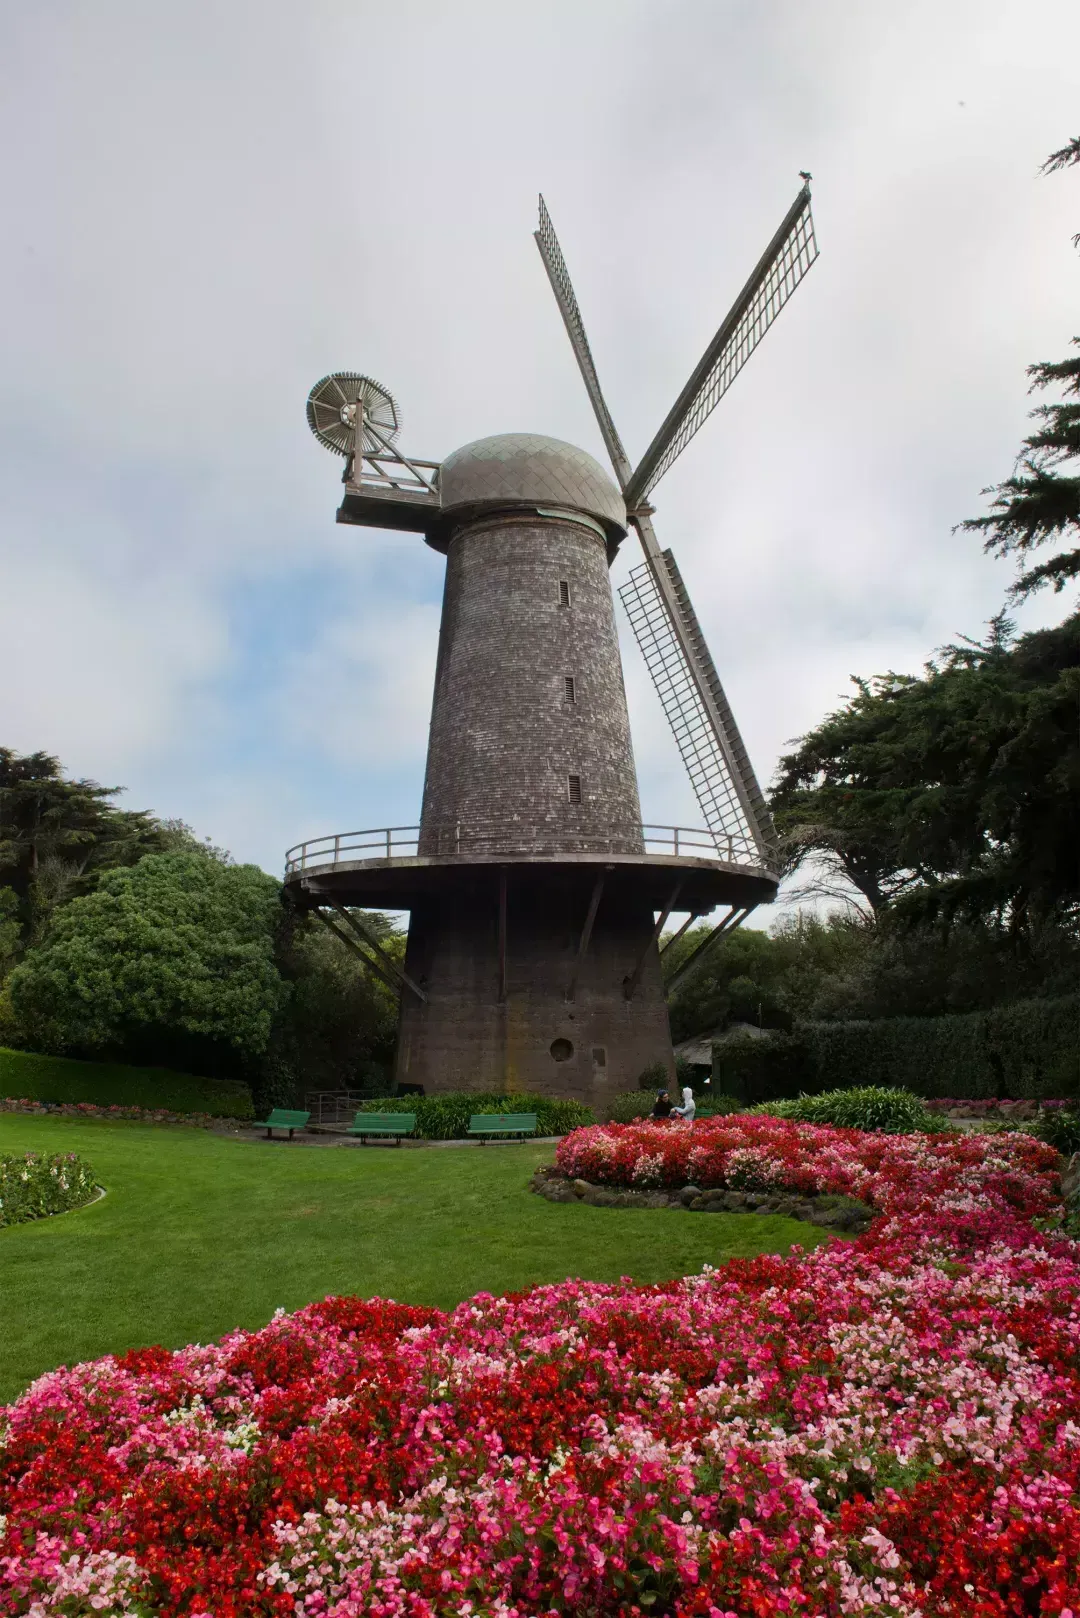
(1, 1121, 1078, 1616)
(924, 1098, 1074, 1120)
(1, 1098, 226, 1128)
(0, 1151, 98, 1228)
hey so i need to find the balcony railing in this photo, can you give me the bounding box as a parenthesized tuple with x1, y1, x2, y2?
(284, 821, 764, 877)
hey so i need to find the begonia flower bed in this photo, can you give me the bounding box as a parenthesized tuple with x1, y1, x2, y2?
(2, 1118, 1079, 1617)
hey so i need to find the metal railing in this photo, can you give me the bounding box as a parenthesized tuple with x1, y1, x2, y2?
(284, 820, 763, 877)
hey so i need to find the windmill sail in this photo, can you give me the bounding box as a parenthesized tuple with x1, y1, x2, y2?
(534, 191, 808, 872)
(624, 185, 818, 510)
(534, 196, 633, 484)
(619, 532, 777, 867)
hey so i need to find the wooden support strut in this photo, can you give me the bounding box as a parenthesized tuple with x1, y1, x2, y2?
(663, 904, 756, 996)
(565, 872, 605, 1002)
(329, 904, 427, 1002)
(313, 908, 404, 998)
(657, 909, 702, 963)
(623, 878, 684, 1000)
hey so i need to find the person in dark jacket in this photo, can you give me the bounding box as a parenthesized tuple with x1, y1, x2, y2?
(651, 1089, 673, 1119)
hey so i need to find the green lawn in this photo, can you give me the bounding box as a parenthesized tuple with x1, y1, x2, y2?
(0, 1115, 828, 1404)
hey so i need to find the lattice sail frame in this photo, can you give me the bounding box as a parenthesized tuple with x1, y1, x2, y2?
(624, 187, 818, 508)
(535, 185, 819, 874)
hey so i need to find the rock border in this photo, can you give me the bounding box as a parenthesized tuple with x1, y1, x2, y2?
(530, 1166, 874, 1232)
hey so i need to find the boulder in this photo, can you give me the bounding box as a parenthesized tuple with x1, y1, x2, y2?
(678, 1185, 702, 1207)
(571, 1179, 592, 1198)
(542, 1182, 578, 1204)
(581, 1185, 619, 1208)
(1060, 1153, 1080, 1200)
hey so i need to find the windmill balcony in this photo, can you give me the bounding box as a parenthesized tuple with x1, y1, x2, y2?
(283, 820, 778, 917)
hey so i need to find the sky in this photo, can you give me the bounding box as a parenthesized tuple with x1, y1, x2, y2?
(1, 0, 1077, 922)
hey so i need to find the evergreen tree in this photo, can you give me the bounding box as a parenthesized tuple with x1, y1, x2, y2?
(960, 139, 1079, 598)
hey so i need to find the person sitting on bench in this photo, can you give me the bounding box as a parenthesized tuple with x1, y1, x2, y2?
(651, 1089, 673, 1119)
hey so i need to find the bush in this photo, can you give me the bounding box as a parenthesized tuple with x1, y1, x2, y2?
(750, 1086, 938, 1135)
(0, 1047, 254, 1119)
(798, 994, 1079, 1100)
(636, 1061, 669, 1092)
(356, 1091, 593, 1140)
(606, 1091, 657, 1123)
(7, 853, 284, 1066)
(693, 1093, 742, 1118)
(0, 1151, 99, 1227)
(1031, 1103, 1080, 1156)
(711, 1032, 810, 1105)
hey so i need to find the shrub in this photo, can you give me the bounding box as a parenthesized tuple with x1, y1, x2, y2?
(0, 1047, 254, 1118)
(1031, 1103, 1080, 1156)
(0, 1151, 98, 1227)
(693, 1093, 742, 1118)
(798, 994, 1079, 1100)
(711, 1032, 810, 1104)
(606, 1091, 656, 1123)
(356, 1091, 593, 1139)
(750, 1086, 938, 1135)
(636, 1060, 669, 1092)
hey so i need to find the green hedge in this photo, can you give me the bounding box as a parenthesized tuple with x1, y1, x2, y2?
(802, 995, 1078, 1100)
(357, 1091, 594, 1140)
(0, 1048, 254, 1119)
(713, 995, 1078, 1103)
(711, 1033, 810, 1105)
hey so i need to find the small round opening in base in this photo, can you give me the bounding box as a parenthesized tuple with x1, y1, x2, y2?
(549, 1038, 574, 1063)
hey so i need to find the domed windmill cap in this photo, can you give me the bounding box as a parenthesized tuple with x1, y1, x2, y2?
(306, 373, 401, 457)
(431, 432, 627, 555)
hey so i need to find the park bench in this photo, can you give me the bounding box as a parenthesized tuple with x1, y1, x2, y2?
(253, 1108, 311, 1140)
(467, 1112, 538, 1143)
(347, 1112, 416, 1146)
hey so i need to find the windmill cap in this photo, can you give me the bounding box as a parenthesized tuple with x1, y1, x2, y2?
(433, 432, 627, 553)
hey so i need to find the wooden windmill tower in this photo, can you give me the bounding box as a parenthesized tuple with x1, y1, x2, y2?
(285, 180, 818, 1105)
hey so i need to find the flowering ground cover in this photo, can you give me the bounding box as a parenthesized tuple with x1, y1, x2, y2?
(2, 1117, 1077, 1616)
(0, 1151, 97, 1228)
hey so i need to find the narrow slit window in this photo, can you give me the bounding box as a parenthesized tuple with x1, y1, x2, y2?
(564, 676, 576, 704)
(558, 579, 571, 607)
(567, 774, 582, 804)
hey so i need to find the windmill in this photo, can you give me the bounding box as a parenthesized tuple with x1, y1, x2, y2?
(285, 180, 819, 1107)
(534, 181, 818, 876)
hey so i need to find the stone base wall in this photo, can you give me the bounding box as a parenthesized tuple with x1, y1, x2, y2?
(394, 870, 674, 1111)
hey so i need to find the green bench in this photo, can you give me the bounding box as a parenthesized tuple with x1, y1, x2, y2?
(253, 1108, 310, 1140)
(467, 1112, 538, 1143)
(346, 1112, 416, 1146)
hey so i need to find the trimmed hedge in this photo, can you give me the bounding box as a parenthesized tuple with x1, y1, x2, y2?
(0, 1048, 254, 1119)
(711, 1033, 810, 1105)
(357, 1091, 593, 1140)
(713, 994, 1079, 1104)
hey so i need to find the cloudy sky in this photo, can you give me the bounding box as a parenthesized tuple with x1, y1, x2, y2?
(1, 1, 1077, 913)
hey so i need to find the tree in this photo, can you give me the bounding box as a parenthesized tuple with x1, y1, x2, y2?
(7, 851, 285, 1069)
(262, 911, 401, 1103)
(959, 140, 1079, 599)
(769, 614, 1080, 929)
(0, 749, 178, 952)
(663, 912, 871, 1042)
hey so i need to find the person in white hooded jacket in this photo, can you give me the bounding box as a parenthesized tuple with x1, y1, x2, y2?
(672, 1085, 696, 1122)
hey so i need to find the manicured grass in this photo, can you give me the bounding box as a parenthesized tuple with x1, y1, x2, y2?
(0, 1115, 829, 1404)
(0, 1047, 253, 1117)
